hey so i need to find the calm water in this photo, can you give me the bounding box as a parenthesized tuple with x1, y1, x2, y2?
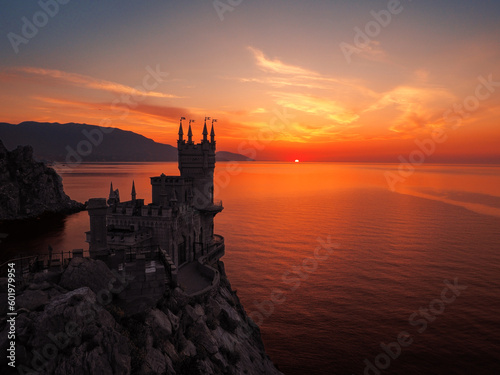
(2, 162, 500, 375)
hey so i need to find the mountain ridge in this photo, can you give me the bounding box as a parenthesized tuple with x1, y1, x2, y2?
(0, 122, 253, 163)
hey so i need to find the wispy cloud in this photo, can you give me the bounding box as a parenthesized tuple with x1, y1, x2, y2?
(248, 46, 319, 77)
(235, 47, 474, 142)
(355, 40, 390, 64)
(273, 92, 359, 125)
(11, 67, 179, 98)
(30, 95, 254, 144)
(362, 85, 457, 135)
(242, 47, 374, 128)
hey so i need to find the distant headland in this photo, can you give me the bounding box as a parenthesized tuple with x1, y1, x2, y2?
(0, 121, 254, 163)
(0, 140, 83, 221)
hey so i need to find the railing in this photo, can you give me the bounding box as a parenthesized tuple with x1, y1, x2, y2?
(196, 200, 223, 212)
(213, 234, 224, 243)
(189, 261, 220, 298)
(199, 234, 225, 265)
(0, 256, 37, 285)
(0, 249, 91, 285)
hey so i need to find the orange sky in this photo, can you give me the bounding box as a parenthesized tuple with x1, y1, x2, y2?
(1, 1, 499, 162)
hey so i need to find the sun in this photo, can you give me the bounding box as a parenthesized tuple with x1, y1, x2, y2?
(294, 159, 300, 163)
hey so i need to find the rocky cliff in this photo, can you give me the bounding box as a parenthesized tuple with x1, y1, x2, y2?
(0, 258, 283, 375)
(0, 140, 83, 220)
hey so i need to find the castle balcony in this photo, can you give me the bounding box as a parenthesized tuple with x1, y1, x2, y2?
(176, 234, 224, 297)
(197, 200, 224, 213)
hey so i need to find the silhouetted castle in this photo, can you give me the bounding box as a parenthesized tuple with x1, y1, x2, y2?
(86, 118, 224, 270)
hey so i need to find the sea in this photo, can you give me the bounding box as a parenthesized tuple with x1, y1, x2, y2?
(1, 162, 499, 375)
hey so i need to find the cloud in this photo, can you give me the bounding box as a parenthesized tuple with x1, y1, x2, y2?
(30, 95, 254, 143)
(11, 67, 179, 99)
(362, 85, 457, 135)
(355, 40, 389, 63)
(238, 47, 471, 142)
(247, 47, 319, 77)
(273, 92, 359, 125)
(413, 69, 430, 82)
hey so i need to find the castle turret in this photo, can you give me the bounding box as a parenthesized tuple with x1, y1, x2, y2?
(188, 120, 194, 144)
(203, 117, 210, 142)
(107, 182, 119, 205)
(178, 117, 185, 143)
(87, 198, 108, 259)
(211, 119, 216, 146)
(131, 180, 136, 202)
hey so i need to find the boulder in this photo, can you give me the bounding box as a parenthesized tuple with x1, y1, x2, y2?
(16, 289, 49, 311)
(191, 322, 218, 355)
(23, 287, 131, 374)
(185, 304, 204, 325)
(166, 309, 180, 331)
(147, 308, 172, 337)
(59, 257, 115, 295)
(140, 347, 166, 374)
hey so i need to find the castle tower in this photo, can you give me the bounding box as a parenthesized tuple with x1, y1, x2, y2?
(178, 120, 217, 209)
(87, 198, 108, 259)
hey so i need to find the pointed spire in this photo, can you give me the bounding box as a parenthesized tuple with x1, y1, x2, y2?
(131, 180, 136, 201)
(203, 116, 210, 141)
(109, 182, 114, 198)
(211, 119, 217, 143)
(178, 117, 185, 141)
(188, 120, 194, 143)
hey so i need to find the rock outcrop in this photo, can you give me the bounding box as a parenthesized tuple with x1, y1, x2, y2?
(0, 140, 83, 220)
(0, 258, 283, 375)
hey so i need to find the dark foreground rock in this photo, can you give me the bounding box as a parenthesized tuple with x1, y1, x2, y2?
(0, 139, 84, 221)
(0, 258, 283, 375)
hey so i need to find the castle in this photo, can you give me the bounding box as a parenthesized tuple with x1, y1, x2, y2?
(85, 117, 224, 272)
